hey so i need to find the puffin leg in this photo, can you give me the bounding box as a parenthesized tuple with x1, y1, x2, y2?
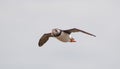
(70, 38, 76, 42)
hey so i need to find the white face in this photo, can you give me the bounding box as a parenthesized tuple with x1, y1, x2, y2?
(51, 28, 61, 36)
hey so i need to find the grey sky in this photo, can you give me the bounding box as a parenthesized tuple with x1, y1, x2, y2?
(0, 0, 120, 69)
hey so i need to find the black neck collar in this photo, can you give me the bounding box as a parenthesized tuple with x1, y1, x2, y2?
(54, 30, 62, 37)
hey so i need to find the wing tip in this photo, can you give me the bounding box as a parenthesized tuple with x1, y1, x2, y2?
(92, 35, 96, 37)
(39, 43, 44, 47)
(38, 44, 43, 47)
(38, 42, 43, 47)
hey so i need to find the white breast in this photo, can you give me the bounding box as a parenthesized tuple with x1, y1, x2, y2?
(56, 32, 71, 42)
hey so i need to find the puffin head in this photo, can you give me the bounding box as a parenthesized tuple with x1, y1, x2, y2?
(51, 28, 61, 36)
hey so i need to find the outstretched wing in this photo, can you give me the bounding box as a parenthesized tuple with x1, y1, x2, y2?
(38, 33, 52, 47)
(63, 28, 96, 37)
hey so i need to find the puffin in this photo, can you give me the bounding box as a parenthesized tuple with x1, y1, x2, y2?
(38, 28, 96, 47)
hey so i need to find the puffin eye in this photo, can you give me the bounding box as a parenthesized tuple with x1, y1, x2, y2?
(55, 29, 57, 32)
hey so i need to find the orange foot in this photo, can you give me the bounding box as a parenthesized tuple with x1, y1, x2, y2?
(70, 38, 76, 42)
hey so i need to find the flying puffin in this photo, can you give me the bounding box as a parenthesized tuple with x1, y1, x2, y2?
(38, 28, 96, 47)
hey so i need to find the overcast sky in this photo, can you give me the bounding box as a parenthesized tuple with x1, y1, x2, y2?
(0, 0, 120, 69)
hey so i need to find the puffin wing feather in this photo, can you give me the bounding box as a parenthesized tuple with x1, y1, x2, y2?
(63, 28, 96, 37)
(38, 33, 52, 47)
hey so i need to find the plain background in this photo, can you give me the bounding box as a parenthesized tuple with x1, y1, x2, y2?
(0, 0, 120, 69)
